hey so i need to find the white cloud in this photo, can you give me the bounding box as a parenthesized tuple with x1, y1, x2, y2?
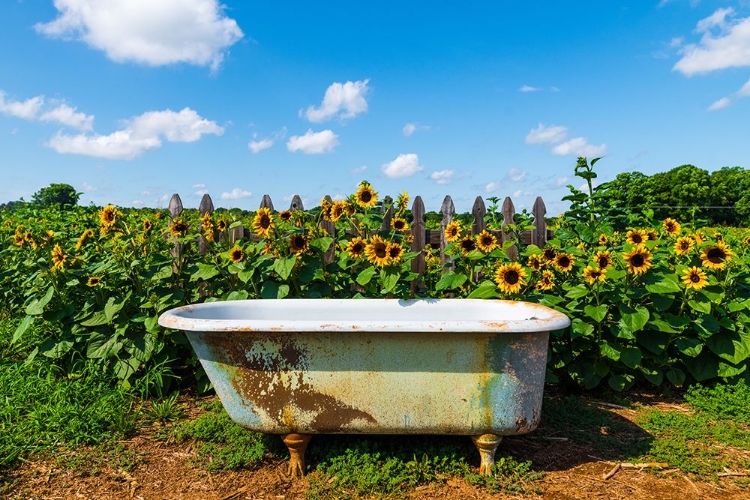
(430, 169, 455, 185)
(673, 8, 750, 75)
(303, 80, 370, 122)
(286, 129, 339, 154)
(551, 137, 608, 157)
(0, 92, 44, 119)
(195, 187, 209, 196)
(524, 123, 568, 144)
(484, 182, 501, 193)
(39, 103, 94, 131)
(350, 165, 367, 174)
(193, 183, 206, 189)
(403, 122, 430, 136)
(221, 188, 252, 200)
(249, 138, 273, 153)
(707, 97, 731, 111)
(507, 168, 527, 182)
(35, 0, 243, 70)
(81, 182, 96, 192)
(518, 85, 540, 92)
(740, 77, 750, 96)
(47, 107, 223, 159)
(554, 176, 569, 188)
(381, 153, 424, 179)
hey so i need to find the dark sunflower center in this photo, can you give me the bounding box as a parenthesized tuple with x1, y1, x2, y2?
(505, 271, 519, 285)
(690, 274, 700, 283)
(260, 215, 271, 229)
(352, 243, 364, 253)
(598, 257, 609, 268)
(558, 257, 570, 268)
(707, 248, 725, 262)
(631, 235, 642, 243)
(375, 244, 387, 258)
(631, 255, 644, 267)
(292, 236, 305, 248)
(360, 191, 372, 202)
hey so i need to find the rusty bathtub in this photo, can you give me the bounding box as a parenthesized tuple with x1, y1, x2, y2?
(158, 298, 570, 476)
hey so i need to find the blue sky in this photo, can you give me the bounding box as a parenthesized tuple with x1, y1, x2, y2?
(1, 1, 750, 215)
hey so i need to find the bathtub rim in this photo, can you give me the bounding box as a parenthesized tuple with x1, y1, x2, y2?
(158, 298, 570, 334)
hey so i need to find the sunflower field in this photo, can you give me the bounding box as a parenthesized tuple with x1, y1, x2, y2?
(2, 163, 750, 394)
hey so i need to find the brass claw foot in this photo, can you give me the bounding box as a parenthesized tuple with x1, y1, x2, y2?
(471, 433, 503, 475)
(281, 433, 312, 479)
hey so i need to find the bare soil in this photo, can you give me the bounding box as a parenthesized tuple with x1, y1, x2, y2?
(2, 394, 748, 500)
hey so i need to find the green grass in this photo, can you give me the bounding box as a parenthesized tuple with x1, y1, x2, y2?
(1, 317, 140, 469)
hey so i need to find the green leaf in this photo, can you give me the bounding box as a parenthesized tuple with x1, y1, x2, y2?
(12, 316, 34, 344)
(272, 256, 296, 281)
(619, 304, 649, 333)
(191, 262, 220, 281)
(80, 310, 110, 327)
(688, 297, 711, 315)
(467, 282, 500, 299)
(87, 333, 122, 359)
(684, 352, 719, 382)
(607, 374, 632, 392)
(695, 313, 720, 337)
(674, 337, 703, 357)
(40, 339, 74, 359)
(637, 330, 670, 355)
(584, 304, 608, 323)
(728, 298, 750, 313)
(114, 357, 140, 381)
(104, 295, 128, 322)
(717, 361, 746, 378)
(645, 275, 682, 294)
(620, 347, 642, 369)
(226, 290, 249, 301)
(699, 286, 724, 303)
(640, 366, 664, 386)
(356, 266, 377, 286)
(570, 318, 594, 339)
(26, 285, 55, 315)
(310, 236, 333, 253)
(600, 342, 621, 361)
(151, 266, 173, 281)
(435, 271, 467, 291)
(666, 368, 686, 386)
(565, 284, 589, 299)
(705, 329, 750, 365)
(380, 269, 400, 293)
(261, 281, 290, 299)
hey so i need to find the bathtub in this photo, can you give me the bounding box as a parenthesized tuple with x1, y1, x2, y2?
(158, 298, 570, 477)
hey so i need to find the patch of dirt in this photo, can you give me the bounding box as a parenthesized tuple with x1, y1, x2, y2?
(2, 394, 748, 500)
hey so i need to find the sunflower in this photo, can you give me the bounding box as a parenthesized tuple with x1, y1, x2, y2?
(387, 242, 404, 263)
(201, 212, 214, 233)
(476, 230, 497, 253)
(13, 232, 24, 246)
(289, 234, 309, 254)
(527, 254, 543, 271)
(682, 266, 708, 290)
(495, 262, 527, 294)
(662, 218, 681, 236)
(554, 253, 575, 272)
(252, 208, 275, 238)
(24, 231, 34, 243)
(278, 210, 293, 223)
(674, 237, 694, 256)
(542, 247, 557, 262)
(692, 231, 705, 244)
(365, 235, 389, 267)
(444, 221, 461, 242)
(320, 198, 333, 221)
(598, 233, 609, 246)
(169, 219, 189, 237)
(75, 229, 95, 251)
(346, 237, 367, 258)
(217, 218, 228, 232)
(624, 245, 653, 275)
(330, 200, 348, 222)
(594, 250, 613, 270)
(396, 191, 410, 214)
(626, 229, 648, 245)
(143, 218, 153, 233)
(51, 243, 66, 271)
(392, 217, 409, 232)
(700, 241, 733, 270)
(354, 182, 378, 208)
(583, 266, 606, 285)
(87, 276, 102, 287)
(743, 235, 750, 246)
(99, 205, 121, 228)
(229, 245, 245, 263)
(459, 235, 477, 256)
(647, 229, 659, 241)
(536, 269, 555, 292)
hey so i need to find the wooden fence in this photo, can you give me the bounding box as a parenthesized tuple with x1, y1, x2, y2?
(167, 192, 552, 278)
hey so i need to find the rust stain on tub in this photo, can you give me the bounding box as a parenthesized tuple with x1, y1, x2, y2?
(205, 332, 376, 432)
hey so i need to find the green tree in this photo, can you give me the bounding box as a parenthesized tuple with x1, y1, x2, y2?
(645, 164, 711, 224)
(709, 166, 750, 226)
(31, 183, 81, 208)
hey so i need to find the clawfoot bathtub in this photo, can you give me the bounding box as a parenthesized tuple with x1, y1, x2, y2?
(159, 298, 570, 477)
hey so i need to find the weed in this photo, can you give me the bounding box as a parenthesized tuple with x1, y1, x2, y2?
(465, 456, 544, 494)
(145, 392, 184, 424)
(169, 403, 267, 472)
